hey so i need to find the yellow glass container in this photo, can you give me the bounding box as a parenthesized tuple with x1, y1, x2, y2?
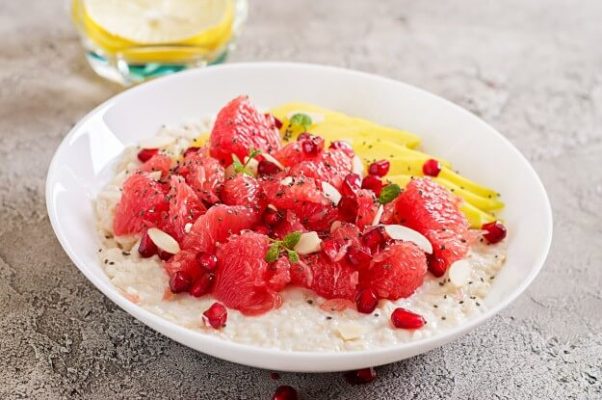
(71, 0, 247, 84)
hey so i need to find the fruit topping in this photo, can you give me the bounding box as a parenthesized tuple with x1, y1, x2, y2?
(390, 308, 426, 329)
(203, 302, 228, 329)
(481, 220, 507, 244)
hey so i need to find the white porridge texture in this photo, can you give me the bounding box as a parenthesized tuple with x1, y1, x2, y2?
(96, 119, 507, 352)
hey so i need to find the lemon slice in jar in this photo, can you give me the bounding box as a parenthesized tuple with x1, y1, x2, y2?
(84, 0, 231, 44)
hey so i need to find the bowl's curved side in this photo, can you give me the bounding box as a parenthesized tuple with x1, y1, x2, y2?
(45, 62, 552, 372)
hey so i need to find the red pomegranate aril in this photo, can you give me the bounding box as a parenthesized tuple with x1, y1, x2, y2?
(422, 159, 441, 177)
(258, 160, 280, 176)
(297, 132, 312, 142)
(368, 160, 390, 177)
(343, 367, 377, 385)
(263, 208, 283, 226)
(482, 221, 507, 244)
(137, 148, 159, 162)
(338, 196, 359, 221)
(391, 307, 426, 329)
(427, 255, 447, 277)
(301, 139, 319, 156)
(361, 175, 383, 196)
(362, 227, 385, 252)
(254, 224, 271, 235)
(270, 371, 281, 380)
(329, 140, 354, 157)
(182, 146, 199, 158)
(138, 231, 157, 258)
(157, 250, 173, 261)
(341, 173, 362, 197)
(169, 271, 192, 293)
(356, 289, 378, 314)
(272, 385, 298, 400)
(189, 273, 214, 297)
(197, 252, 218, 271)
(347, 246, 372, 267)
(203, 302, 227, 329)
(266, 114, 283, 130)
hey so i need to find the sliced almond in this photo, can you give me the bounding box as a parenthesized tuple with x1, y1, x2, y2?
(382, 224, 433, 254)
(352, 156, 364, 176)
(336, 322, 367, 341)
(139, 135, 176, 149)
(147, 227, 180, 255)
(330, 220, 342, 233)
(243, 156, 259, 176)
(294, 231, 322, 255)
(261, 153, 285, 170)
(448, 259, 472, 287)
(147, 171, 162, 181)
(280, 176, 294, 186)
(321, 181, 342, 205)
(372, 204, 384, 226)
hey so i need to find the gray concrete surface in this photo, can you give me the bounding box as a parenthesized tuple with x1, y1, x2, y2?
(1, 0, 601, 398)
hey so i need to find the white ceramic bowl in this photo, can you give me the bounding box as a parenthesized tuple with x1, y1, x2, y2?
(46, 62, 552, 372)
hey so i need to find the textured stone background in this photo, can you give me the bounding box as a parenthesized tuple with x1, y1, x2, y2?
(1, 0, 601, 399)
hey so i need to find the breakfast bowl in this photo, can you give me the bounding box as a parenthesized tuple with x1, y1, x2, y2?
(46, 62, 552, 372)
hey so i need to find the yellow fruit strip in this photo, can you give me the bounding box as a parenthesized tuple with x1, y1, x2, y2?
(270, 103, 422, 149)
(434, 177, 504, 211)
(438, 167, 498, 198)
(459, 202, 497, 228)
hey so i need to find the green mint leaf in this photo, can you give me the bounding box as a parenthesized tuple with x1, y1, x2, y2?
(287, 249, 299, 263)
(247, 148, 261, 160)
(231, 154, 244, 173)
(265, 242, 281, 263)
(283, 231, 302, 250)
(379, 183, 402, 204)
(289, 113, 312, 130)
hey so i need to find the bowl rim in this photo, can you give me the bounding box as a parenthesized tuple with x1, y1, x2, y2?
(45, 61, 553, 369)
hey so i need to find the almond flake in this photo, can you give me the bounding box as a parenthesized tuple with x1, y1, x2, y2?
(336, 322, 367, 341)
(147, 227, 180, 255)
(448, 260, 472, 287)
(382, 224, 433, 254)
(321, 181, 342, 205)
(261, 153, 285, 170)
(352, 156, 364, 176)
(294, 231, 322, 255)
(371, 205, 384, 226)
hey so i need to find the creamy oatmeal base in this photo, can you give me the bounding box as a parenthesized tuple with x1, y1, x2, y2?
(96, 120, 507, 352)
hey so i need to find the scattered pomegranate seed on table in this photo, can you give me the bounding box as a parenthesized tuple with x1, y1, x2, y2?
(422, 158, 441, 177)
(137, 148, 159, 162)
(356, 288, 378, 314)
(169, 271, 192, 293)
(138, 231, 157, 258)
(270, 371, 281, 380)
(368, 160, 390, 176)
(390, 307, 426, 329)
(343, 367, 377, 385)
(203, 302, 227, 329)
(481, 221, 507, 244)
(272, 385, 298, 400)
(361, 175, 383, 196)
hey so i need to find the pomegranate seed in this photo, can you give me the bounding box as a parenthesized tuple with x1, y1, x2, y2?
(203, 302, 227, 329)
(391, 308, 426, 329)
(254, 224, 271, 235)
(258, 160, 280, 176)
(361, 227, 385, 252)
(347, 246, 372, 267)
(301, 139, 319, 156)
(361, 175, 383, 196)
(270, 372, 281, 380)
(329, 140, 354, 157)
(482, 221, 507, 244)
(263, 208, 283, 226)
(169, 271, 192, 293)
(137, 148, 159, 162)
(182, 147, 199, 158)
(356, 289, 378, 314)
(272, 385, 298, 400)
(157, 250, 173, 261)
(368, 160, 390, 177)
(343, 367, 377, 385)
(338, 196, 359, 221)
(341, 173, 362, 197)
(266, 113, 283, 129)
(422, 159, 441, 177)
(197, 253, 218, 271)
(427, 254, 447, 277)
(189, 273, 214, 297)
(138, 231, 157, 258)
(297, 132, 312, 142)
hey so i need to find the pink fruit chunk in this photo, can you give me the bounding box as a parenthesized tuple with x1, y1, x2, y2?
(179, 149, 225, 205)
